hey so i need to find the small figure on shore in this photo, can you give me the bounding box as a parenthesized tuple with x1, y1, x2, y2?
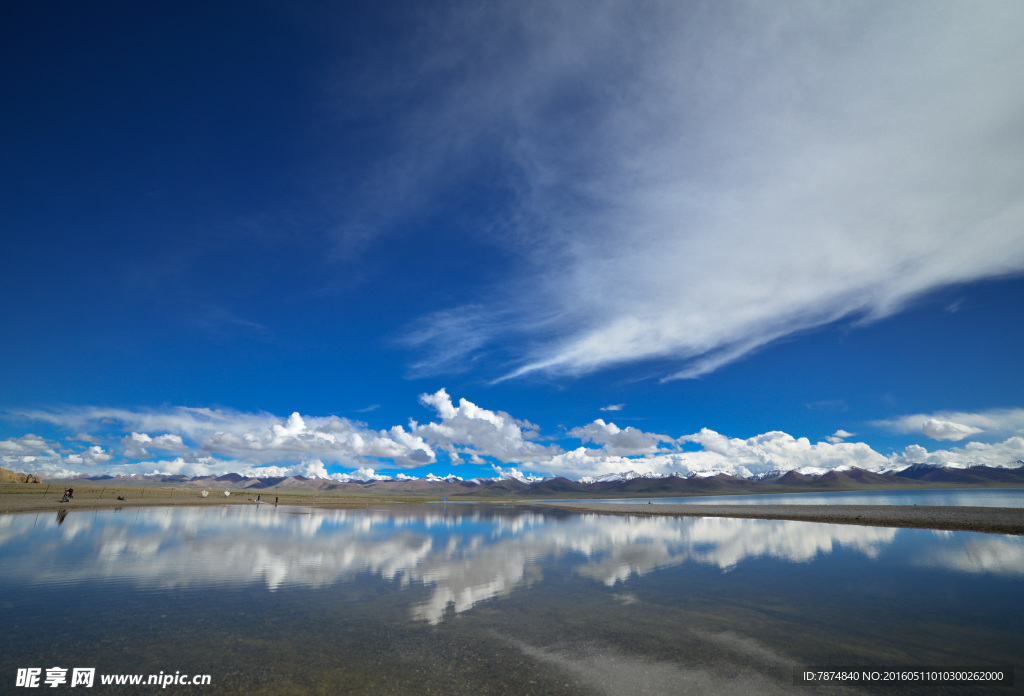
(257, 494, 261, 502)
(274, 496, 278, 505)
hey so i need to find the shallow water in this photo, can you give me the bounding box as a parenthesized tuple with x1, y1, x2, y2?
(556, 487, 1024, 507)
(1, 504, 1021, 694)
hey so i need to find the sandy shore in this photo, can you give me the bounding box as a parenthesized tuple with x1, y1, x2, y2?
(540, 501, 1024, 535)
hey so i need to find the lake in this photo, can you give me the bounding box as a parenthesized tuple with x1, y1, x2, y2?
(1, 503, 1021, 694)
(551, 487, 1024, 507)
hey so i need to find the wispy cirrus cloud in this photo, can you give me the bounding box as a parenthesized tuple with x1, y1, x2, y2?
(385, 0, 1024, 381)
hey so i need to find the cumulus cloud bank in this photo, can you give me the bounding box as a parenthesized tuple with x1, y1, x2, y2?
(898, 438, 1024, 470)
(6, 393, 1024, 480)
(8, 405, 436, 477)
(0, 434, 106, 479)
(387, 0, 1024, 381)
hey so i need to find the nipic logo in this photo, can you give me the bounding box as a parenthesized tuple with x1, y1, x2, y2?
(16, 668, 95, 688)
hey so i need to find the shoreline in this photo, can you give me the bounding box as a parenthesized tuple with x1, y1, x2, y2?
(0, 490, 386, 514)
(538, 501, 1024, 535)
(2, 489, 1021, 535)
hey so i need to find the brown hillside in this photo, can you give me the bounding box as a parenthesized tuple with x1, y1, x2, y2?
(0, 467, 41, 483)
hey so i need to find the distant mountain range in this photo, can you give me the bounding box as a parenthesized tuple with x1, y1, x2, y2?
(46, 462, 1024, 497)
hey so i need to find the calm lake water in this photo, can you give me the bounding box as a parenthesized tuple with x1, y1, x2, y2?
(1, 504, 1021, 695)
(557, 487, 1024, 507)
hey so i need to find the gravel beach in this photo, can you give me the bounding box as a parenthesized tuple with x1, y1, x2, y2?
(540, 501, 1024, 535)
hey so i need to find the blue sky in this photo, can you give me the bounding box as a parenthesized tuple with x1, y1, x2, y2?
(2, 1, 1023, 482)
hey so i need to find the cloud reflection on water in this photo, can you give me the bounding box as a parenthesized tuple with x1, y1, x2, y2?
(915, 535, 1024, 576)
(0, 506, 1020, 624)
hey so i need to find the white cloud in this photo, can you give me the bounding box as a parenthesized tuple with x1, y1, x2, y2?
(411, 388, 561, 464)
(825, 429, 856, 444)
(144, 455, 230, 478)
(892, 437, 1024, 469)
(233, 460, 389, 482)
(392, 1, 1024, 381)
(200, 413, 436, 468)
(600, 404, 624, 412)
(873, 408, 1024, 441)
(0, 434, 110, 478)
(568, 419, 672, 456)
(8, 396, 1024, 481)
(531, 427, 894, 480)
(540, 448, 657, 480)
(680, 429, 889, 475)
(122, 432, 188, 458)
(348, 467, 391, 482)
(15, 405, 265, 436)
(64, 445, 112, 467)
(0, 434, 54, 457)
(921, 418, 984, 442)
(0, 435, 65, 476)
(16, 406, 436, 469)
(13, 393, 567, 475)
(401, 306, 515, 378)
(491, 466, 547, 483)
(233, 464, 297, 479)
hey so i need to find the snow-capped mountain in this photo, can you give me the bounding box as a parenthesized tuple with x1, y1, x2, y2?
(41, 460, 1024, 495)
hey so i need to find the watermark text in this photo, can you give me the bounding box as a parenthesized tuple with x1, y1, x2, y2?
(16, 668, 211, 689)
